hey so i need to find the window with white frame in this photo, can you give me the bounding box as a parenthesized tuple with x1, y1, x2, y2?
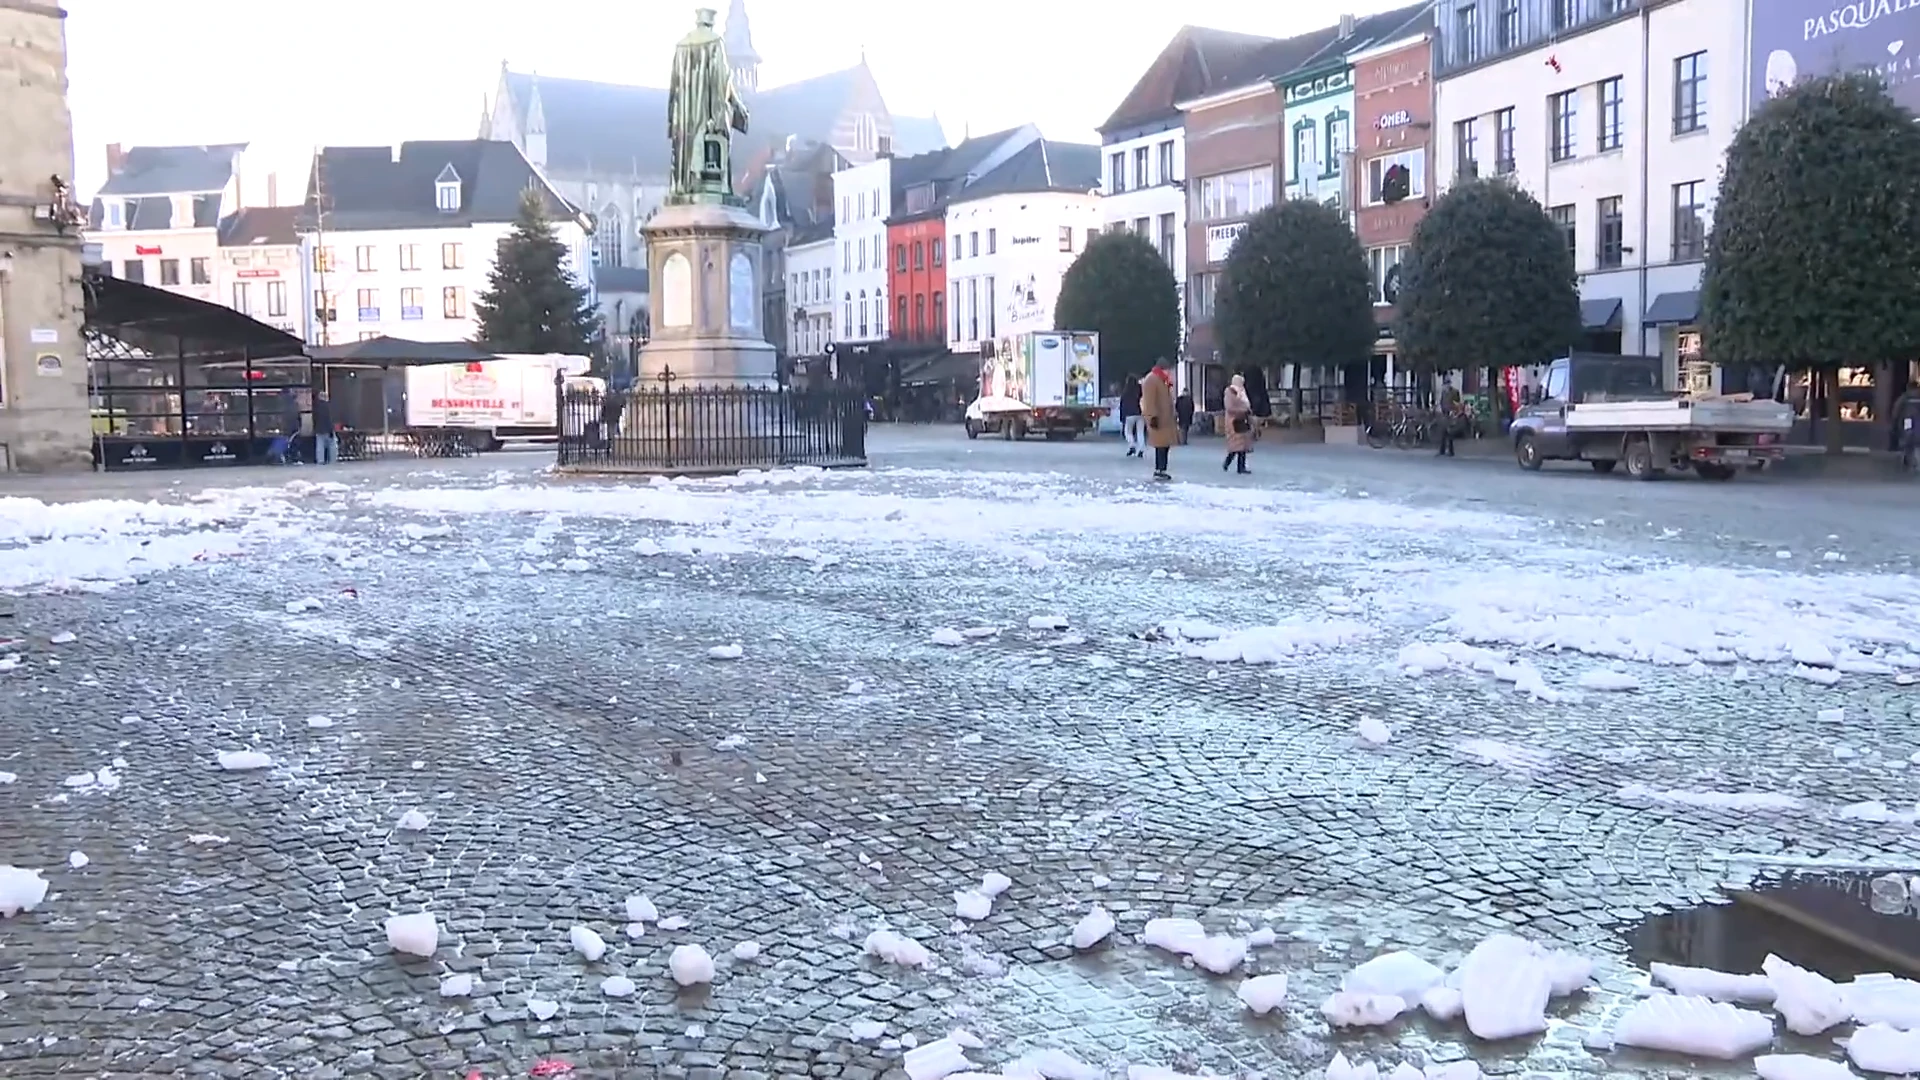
(1157, 140, 1175, 184)
(1196, 166, 1274, 222)
(1292, 121, 1319, 184)
(1324, 111, 1352, 176)
(1366, 245, 1408, 305)
(1365, 149, 1426, 204)
(1108, 152, 1127, 193)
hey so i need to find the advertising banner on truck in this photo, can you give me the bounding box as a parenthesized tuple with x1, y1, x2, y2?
(1067, 333, 1099, 406)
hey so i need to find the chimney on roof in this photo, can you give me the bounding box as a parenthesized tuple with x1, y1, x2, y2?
(106, 143, 127, 177)
(877, 134, 893, 159)
(1339, 12, 1355, 37)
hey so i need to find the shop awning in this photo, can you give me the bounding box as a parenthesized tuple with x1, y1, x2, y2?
(1642, 290, 1702, 327)
(84, 270, 306, 360)
(1580, 297, 1623, 331)
(900, 352, 979, 387)
(309, 336, 502, 366)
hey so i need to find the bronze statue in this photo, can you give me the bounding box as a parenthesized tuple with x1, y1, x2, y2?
(667, 8, 749, 202)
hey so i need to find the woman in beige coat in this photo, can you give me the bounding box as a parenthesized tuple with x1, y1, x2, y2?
(1222, 374, 1254, 474)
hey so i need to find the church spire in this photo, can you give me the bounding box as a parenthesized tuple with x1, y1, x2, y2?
(724, 0, 761, 94)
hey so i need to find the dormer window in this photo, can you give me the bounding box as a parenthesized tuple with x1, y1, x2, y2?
(435, 164, 462, 212)
(106, 200, 124, 228)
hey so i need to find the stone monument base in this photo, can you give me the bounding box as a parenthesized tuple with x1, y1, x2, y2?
(635, 200, 778, 388)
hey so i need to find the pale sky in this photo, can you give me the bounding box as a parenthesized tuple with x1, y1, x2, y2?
(66, 0, 1381, 198)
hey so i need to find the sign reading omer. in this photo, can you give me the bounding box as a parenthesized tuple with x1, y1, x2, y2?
(1751, 0, 1920, 113)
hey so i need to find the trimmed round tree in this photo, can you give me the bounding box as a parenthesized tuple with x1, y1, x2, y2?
(1054, 231, 1181, 385)
(1396, 178, 1580, 411)
(1215, 199, 1376, 418)
(1702, 72, 1920, 453)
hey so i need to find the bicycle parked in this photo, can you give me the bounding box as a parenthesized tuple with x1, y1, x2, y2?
(1364, 405, 1438, 450)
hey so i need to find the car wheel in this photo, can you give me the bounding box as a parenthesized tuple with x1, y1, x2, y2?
(1623, 436, 1659, 480)
(1515, 432, 1543, 471)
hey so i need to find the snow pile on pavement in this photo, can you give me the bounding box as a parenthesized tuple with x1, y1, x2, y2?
(1428, 562, 1920, 672)
(1611, 994, 1776, 1058)
(1162, 617, 1372, 665)
(367, 468, 1526, 560)
(0, 866, 50, 917)
(0, 493, 307, 593)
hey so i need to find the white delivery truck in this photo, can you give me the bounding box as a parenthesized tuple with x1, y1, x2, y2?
(964, 331, 1106, 440)
(1511, 353, 1793, 480)
(403, 353, 592, 449)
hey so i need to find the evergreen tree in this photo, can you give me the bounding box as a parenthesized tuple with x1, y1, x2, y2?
(1702, 73, 1920, 453)
(1054, 231, 1182, 384)
(1214, 200, 1375, 417)
(473, 189, 602, 355)
(1396, 178, 1580, 399)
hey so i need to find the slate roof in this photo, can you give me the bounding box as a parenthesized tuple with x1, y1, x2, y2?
(742, 140, 845, 229)
(1101, 7, 1434, 135)
(305, 140, 576, 233)
(883, 126, 1035, 220)
(500, 67, 946, 177)
(1100, 27, 1295, 134)
(86, 193, 224, 231)
(597, 266, 650, 293)
(219, 206, 303, 247)
(1292, 2, 1434, 73)
(97, 143, 246, 196)
(947, 140, 1101, 205)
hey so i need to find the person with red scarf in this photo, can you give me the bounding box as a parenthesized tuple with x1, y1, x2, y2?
(1139, 362, 1178, 480)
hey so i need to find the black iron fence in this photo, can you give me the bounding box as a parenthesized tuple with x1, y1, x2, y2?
(556, 373, 868, 473)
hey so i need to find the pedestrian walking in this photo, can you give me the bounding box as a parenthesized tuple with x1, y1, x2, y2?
(1222, 374, 1254, 474)
(1140, 362, 1177, 481)
(1897, 385, 1920, 472)
(1175, 390, 1195, 445)
(1436, 379, 1462, 457)
(312, 391, 338, 465)
(1118, 378, 1144, 457)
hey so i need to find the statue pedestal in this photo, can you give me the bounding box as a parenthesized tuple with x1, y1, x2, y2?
(638, 200, 778, 388)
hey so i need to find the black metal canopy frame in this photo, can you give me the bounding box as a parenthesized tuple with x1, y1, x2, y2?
(84, 269, 313, 470)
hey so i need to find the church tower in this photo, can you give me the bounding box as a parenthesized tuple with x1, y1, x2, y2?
(724, 0, 761, 94)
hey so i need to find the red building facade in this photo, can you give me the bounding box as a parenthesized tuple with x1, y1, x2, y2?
(1351, 31, 1434, 371)
(887, 215, 947, 345)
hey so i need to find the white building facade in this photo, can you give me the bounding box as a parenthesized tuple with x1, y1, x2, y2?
(946, 189, 1103, 355)
(87, 144, 251, 307)
(300, 141, 590, 347)
(216, 207, 309, 343)
(1432, 0, 1745, 379)
(1099, 125, 1187, 283)
(785, 233, 836, 358)
(830, 157, 892, 344)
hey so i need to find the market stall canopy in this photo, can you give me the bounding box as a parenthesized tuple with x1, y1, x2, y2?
(84, 270, 306, 361)
(309, 336, 503, 366)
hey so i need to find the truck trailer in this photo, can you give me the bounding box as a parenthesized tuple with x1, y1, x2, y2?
(964, 331, 1105, 440)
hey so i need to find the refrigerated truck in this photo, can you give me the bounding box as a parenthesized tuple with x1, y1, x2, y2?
(964, 331, 1106, 440)
(403, 353, 592, 448)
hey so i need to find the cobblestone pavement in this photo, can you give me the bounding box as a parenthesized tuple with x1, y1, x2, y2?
(2, 428, 1917, 1078)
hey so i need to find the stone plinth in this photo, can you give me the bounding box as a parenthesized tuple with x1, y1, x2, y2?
(639, 200, 778, 388)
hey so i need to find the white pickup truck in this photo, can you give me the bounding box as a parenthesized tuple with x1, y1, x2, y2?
(1511, 353, 1793, 480)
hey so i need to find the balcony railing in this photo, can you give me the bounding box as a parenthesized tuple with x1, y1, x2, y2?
(1435, 0, 1642, 77)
